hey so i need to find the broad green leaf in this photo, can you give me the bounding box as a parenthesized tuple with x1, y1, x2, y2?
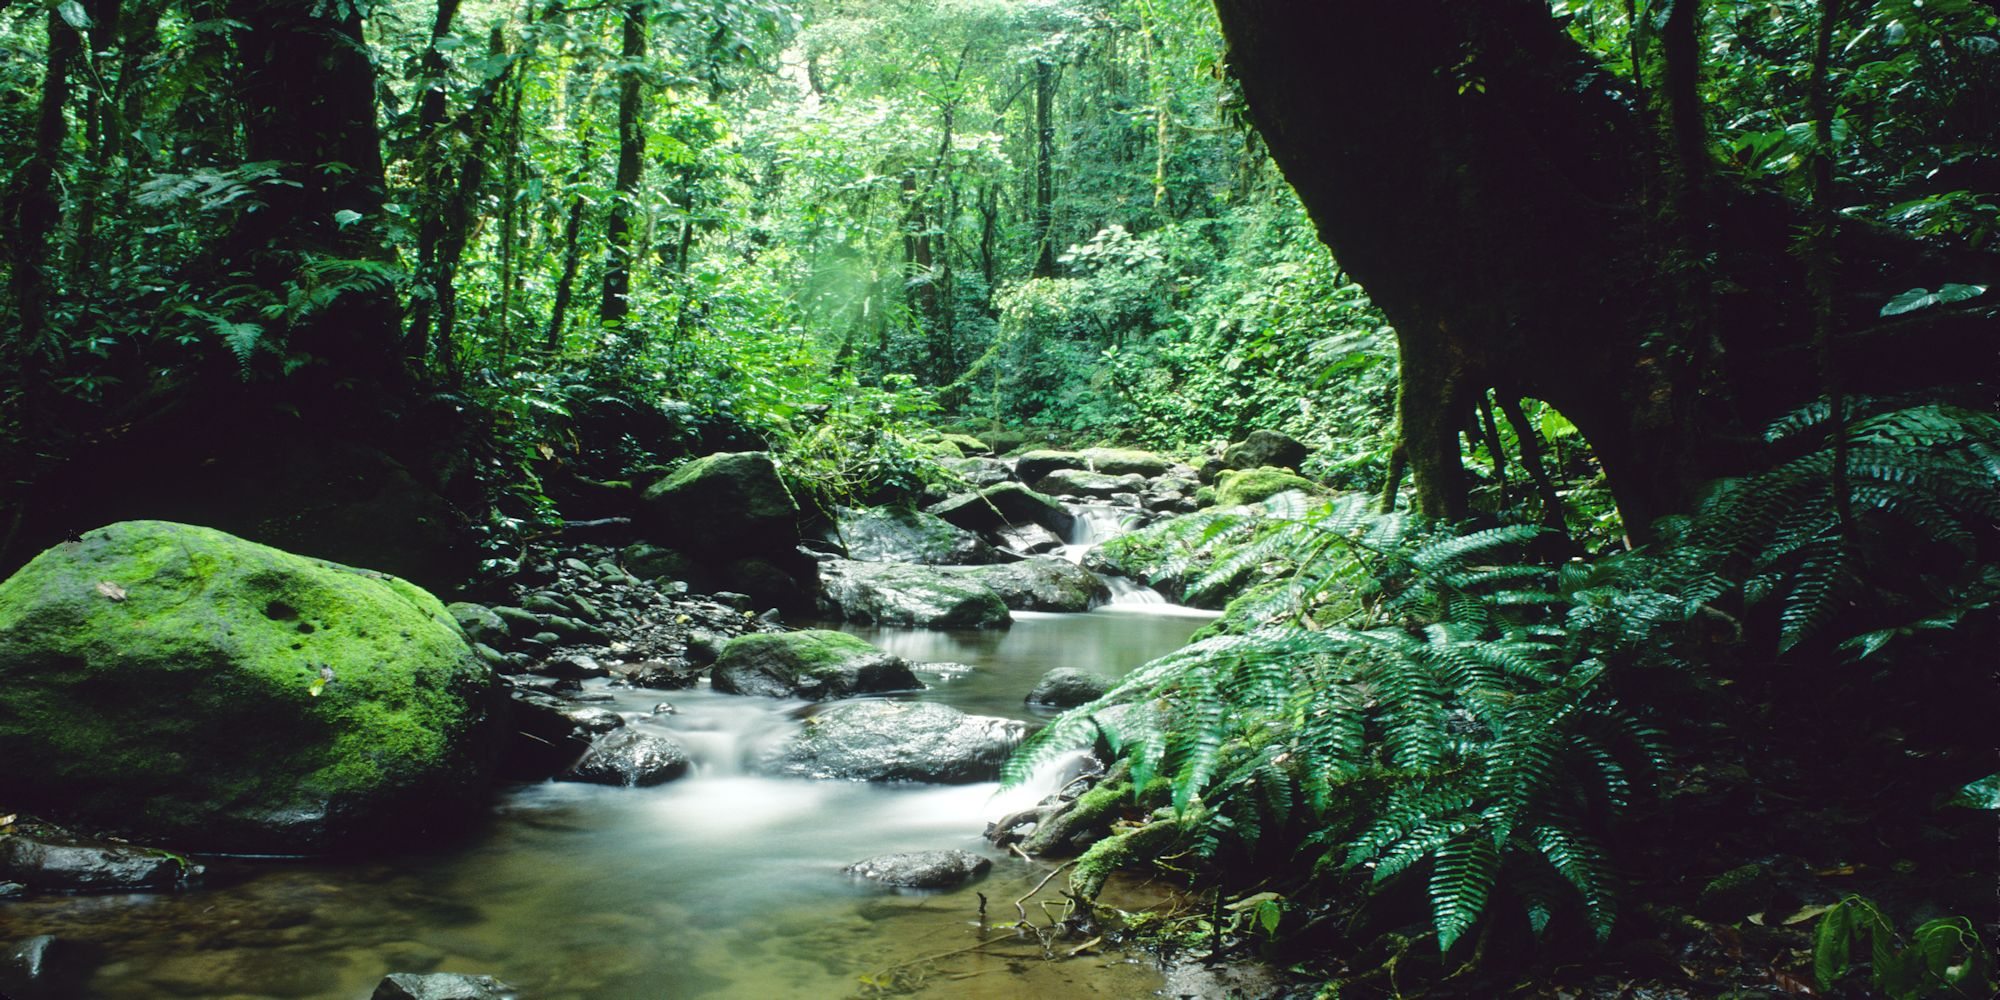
(1944, 773, 2000, 810)
(58, 0, 90, 29)
(1935, 282, 1988, 304)
(1881, 287, 1938, 317)
(333, 209, 363, 229)
(1814, 902, 1853, 988)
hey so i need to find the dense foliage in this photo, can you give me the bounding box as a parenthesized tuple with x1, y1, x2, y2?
(0, 0, 1993, 994)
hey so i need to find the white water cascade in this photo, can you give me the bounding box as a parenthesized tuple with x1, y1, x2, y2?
(1059, 501, 1170, 606)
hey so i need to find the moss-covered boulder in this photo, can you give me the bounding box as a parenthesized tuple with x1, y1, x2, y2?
(816, 560, 1013, 629)
(711, 630, 923, 700)
(1214, 467, 1321, 506)
(1079, 448, 1175, 478)
(829, 506, 996, 565)
(943, 557, 1109, 612)
(641, 451, 808, 560)
(1014, 450, 1086, 485)
(1032, 469, 1148, 500)
(1222, 429, 1310, 472)
(0, 521, 497, 853)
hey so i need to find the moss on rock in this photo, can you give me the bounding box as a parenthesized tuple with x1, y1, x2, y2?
(1213, 467, 1321, 506)
(0, 521, 497, 853)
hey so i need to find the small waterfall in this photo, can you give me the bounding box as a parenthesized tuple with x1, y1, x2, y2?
(1060, 501, 1171, 605)
(1105, 575, 1166, 606)
(1060, 503, 1131, 564)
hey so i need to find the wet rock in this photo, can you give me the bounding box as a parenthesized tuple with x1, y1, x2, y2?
(712, 630, 922, 700)
(845, 849, 993, 889)
(942, 457, 1013, 489)
(991, 522, 1065, 556)
(641, 451, 811, 562)
(929, 482, 1076, 536)
(0, 835, 198, 892)
(0, 520, 497, 853)
(521, 592, 572, 616)
(2, 933, 93, 999)
(1223, 429, 1309, 472)
(561, 706, 625, 735)
(1012, 449, 1086, 485)
(1214, 467, 1321, 506)
(1032, 469, 1148, 500)
(816, 560, 1013, 629)
(1027, 667, 1112, 708)
(497, 690, 593, 780)
(763, 700, 1026, 783)
(562, 729, 691, 787)
(943, 557, 1109, 612)
(619, 658, 701, 690)
(721, 557, 807, 611)
(620, 543, 699, 584)
(447, 603, 508, 644)
(490, 606, 543, 634)
(1079, 448, 1175, 477)
(828, 506, 996, 565)
(372, 972, 519, 1000)
(543, 653, 609, 680)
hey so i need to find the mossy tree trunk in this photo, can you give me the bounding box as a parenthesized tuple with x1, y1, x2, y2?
(1210, 0, 1998, 532)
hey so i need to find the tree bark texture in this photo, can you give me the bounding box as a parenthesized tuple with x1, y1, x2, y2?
(599, 0, 648, 330)
(1211, 0, 1997, 530)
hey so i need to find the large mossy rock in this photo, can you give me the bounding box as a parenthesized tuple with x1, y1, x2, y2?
(1013, 450, 1087, 485)
(711, 630, 922, 699)
(1032, 469, 1147, 500)
(816, 560, 1013, 629)
(1078, 448, 1174, 477)
(944, 557, 1109, 612)
(1214, 468, 1321, 507)
(641, 451, 807, 559)
(928, 482, 1076, 537)
(1222, 430, 1309, 472)
(761, 700, 1026, 783)
(0, 521, 497, 853)
(829, 506, 995, 565)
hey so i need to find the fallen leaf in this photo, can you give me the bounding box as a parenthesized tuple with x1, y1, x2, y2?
(1783, 903, 1836, 925)
(95, 580, 127, 601)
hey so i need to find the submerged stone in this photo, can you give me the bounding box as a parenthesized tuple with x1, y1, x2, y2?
(762, 700, 1026, 783)
(0, 834, 200, 893)
(844, 849, 993, 888)
(1027, 667, 1112, 708)
(561, 729, 691, 787)
(372, 972, 518, 1000)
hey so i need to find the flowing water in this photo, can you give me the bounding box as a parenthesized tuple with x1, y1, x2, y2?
(0, 605, 1214, 999)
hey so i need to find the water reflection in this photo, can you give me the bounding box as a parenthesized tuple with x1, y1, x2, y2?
(0, 606, 1212, 999)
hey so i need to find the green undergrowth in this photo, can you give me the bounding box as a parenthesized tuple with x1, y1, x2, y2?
(1005, 400, 2000, 991)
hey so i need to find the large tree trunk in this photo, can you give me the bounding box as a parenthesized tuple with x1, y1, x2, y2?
(226, 0, 404, 390)
(1211, 0, 1997, 530)
(599, 0, 647, 331)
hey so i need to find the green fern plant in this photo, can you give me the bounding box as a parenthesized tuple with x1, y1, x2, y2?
(1010, 502, 1663, 952)
(1680, 400, 2000, 653)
